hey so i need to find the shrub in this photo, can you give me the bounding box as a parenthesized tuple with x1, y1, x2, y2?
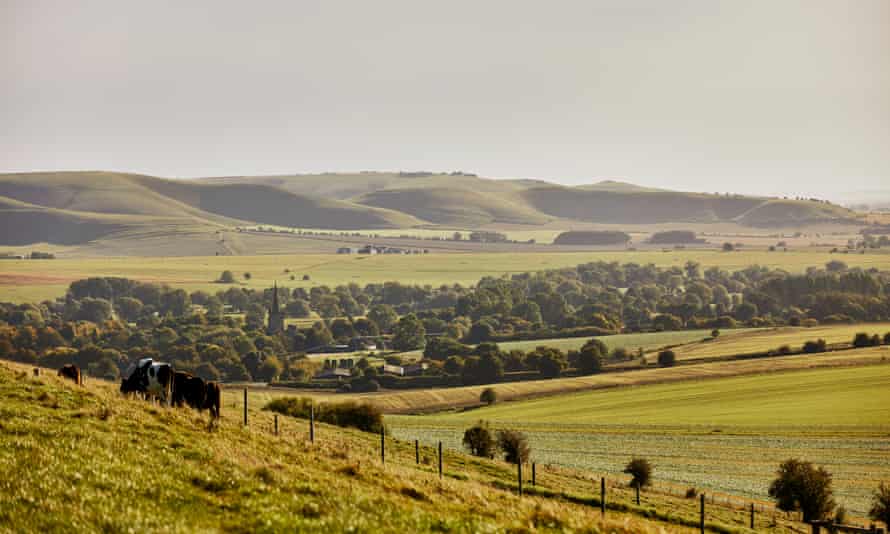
(711, 329, 720, 338)
(802, 339, 827, 354)
(623, 458, 653, 489)
(218, 270, 235, 283)
(870, 482, 890, 528)
(853, 332, 879, 348)
(884, 332, 890, 345)
(768, 458, 835, 522)
(657, 350, 676, 367)
(497, 429, 530, 465)
(263, 397, 384, 433)
(480, 387, 498, 406)
(685, 487, 698, 499)
(462, 421, 495, 457)
(776, 345, 793, 356)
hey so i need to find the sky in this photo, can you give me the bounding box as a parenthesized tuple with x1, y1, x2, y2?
(2, 0, 888, 197)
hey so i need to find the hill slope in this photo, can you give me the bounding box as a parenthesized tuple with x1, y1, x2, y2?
(0, 361, 714, 533)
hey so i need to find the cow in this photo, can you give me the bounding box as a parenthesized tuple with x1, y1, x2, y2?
(172, 371, 206, 410)
(58, 364, 82, 385)
(203, 381, 221, 419)
(120, 358, 174, 405)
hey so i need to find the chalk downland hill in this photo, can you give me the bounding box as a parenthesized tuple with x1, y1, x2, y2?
(1, 360, 716, 533)
(0, 171, 859, 247)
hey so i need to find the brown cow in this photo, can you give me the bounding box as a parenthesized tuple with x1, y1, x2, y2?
(172, 371, 206, 410)
(58, 364, 82, 385)
(203, 381, 221, 419)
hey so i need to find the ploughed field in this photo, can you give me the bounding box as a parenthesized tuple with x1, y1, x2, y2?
(3, 249, 890, 303)
(387, 363, 890, 518)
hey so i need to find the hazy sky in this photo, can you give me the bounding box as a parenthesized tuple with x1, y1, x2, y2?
(2, 0, 888, 196)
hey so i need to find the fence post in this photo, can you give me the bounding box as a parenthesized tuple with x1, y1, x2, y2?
(750, 502, 754, 529)
(636, 484, 640, 505)
(309, 404, 315, 442)
(274, 414, 278, 435)
(33, 368, 39, 377)
(415, 439, 419, 464)
(243, 388, 248, 426)
(518, 462, 523, 497)
(438, 442, 443, 479)
(600, 477, 605, 516)
(380, 426, 385, 465)
(532, 462, 536, 486)
(699, 493, 705, 534)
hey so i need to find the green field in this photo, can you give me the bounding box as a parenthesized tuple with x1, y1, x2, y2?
(3, 249, 890, 303)
(672, 323, 890, 361)
(4, 359, 825, 533)
(388, 364, 890, 517)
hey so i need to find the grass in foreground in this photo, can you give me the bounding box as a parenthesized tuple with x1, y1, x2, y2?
(0, 360, 748, 533)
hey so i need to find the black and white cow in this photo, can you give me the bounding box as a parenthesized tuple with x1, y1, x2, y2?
(121, 358, 174, 405)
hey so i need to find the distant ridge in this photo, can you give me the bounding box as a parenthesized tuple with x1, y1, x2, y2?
(0, 170, 860, 248)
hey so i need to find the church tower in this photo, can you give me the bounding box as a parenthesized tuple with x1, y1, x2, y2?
(267, 282, 284, 334)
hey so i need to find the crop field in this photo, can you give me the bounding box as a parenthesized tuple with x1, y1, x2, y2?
(3, 249, 890, 303)
(387, 364, 890, 517)
(671, 323, 890, 361)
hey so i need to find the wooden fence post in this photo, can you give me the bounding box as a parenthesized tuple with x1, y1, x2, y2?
(415, 440, 419, 464)
(309, 404, 315, 442)
(636, 484, 640, 505)
(243, 388, 247, 426)
(380, 426, 385, 465)
(750, 502, 754, 529)
(438, 442, 443, 479)
(699, 494, 705, 534)
(274, 414, 278, 435)
(33, 368, 39, 377)
(600, 477, 605, 516)
(517, 462, 523, 497)
(532, 462, 536, 486)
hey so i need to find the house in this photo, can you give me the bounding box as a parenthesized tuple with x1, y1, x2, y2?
(381, 364, 405, 376)
(403, 362, 429, 376)
(313, 368, 352, 380)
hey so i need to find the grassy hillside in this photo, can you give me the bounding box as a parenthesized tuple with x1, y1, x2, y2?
(388, 363, 890, 517)
(357, 186, 551, 226)
(520, 186, 856, 226)
(2, 360, 774, 533)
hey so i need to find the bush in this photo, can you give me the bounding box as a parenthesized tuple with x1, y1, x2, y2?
(657, 350, 676, 367)
(768, 458, 835, 522)
(218, 270, 235, 283)
(711, 329, 720, 338)
(497, 429, 530, 465)
(776, 345, 793, 356)
(853, 332, 880, 348)
(263, 397, 384, 433)
(462, 421, 495, 457)
(480, 387, 498, 406)
(802, 339, 827, 354)
(623, 458, 653, 489)
(685, 487, 698, 499)
(884, 332, 890, 345)
(870, 482, 890, 528)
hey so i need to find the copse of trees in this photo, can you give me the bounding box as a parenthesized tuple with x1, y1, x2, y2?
(553, 230, 631, 246)
(462, 421, 495, 457)
(647, 230, 705, 244)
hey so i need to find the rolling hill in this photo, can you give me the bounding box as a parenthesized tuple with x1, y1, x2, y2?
(0, 171, 862, 249)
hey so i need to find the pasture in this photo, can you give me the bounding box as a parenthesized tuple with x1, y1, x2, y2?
(671, 322, 890, 361)
(3, 360, 820, 533)
(387, 364, 890, 518)
(3, 248, 890, 303)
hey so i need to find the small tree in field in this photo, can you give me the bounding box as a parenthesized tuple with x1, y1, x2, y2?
(480, 387, 498, 406)
(497, 429, 530, 465)
(243, 272, 252, 281)
(768, 459, 835, 522)
(657, 350, 676, 367)
(623, 458, 653, 489)
(870, 482, 890, 528)
(462, 421, 495, 458)
(218, 270, 235, 283)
